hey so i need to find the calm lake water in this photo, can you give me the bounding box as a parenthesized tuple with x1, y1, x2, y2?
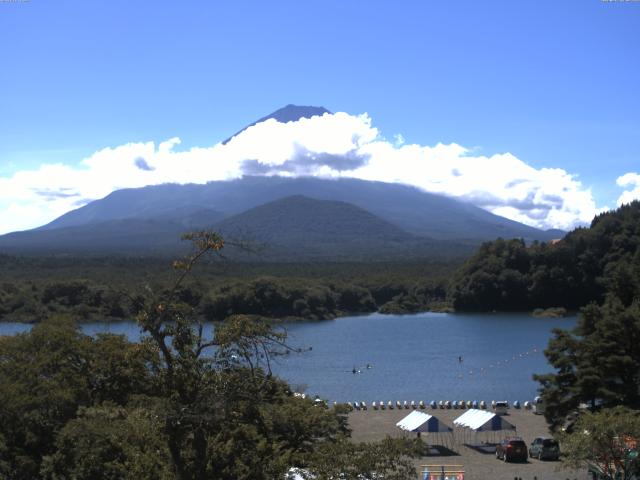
(0, 312, 576, 403)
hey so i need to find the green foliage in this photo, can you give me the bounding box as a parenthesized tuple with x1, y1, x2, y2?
(536, 299, 640, 430)
(379, 279, 450, 314)
(559, 406, 640, 480)
(0, 256, 458, 323)
(41, 404, 173, 480)
(0, 233, 441, 478)
(128, 232, 355, 480)
(304, 437, 422, 480)
(449, 201, 640, 311)
(0, 316, 157, 479)
(529, 203, 640, 430)
(0, 247, 419, 480)
(448, 238, 533, 311)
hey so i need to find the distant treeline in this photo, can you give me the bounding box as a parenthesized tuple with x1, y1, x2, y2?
(448, 201, 640, 311)
(4, 201, 638, 322)
(0, 258, 455, 323)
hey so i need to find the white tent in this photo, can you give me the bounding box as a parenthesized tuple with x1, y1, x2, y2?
(396, 411, 454, 448)
(397, 410, 452, 433)
(453, 409, 516, 445)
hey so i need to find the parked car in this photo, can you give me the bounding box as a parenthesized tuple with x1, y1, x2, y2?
(496, 437, 528, 462)
(529, 437, 560, 460)
(494, 400, 509, 415)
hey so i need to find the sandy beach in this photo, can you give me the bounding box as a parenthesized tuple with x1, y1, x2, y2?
(348, 406, 588, 480)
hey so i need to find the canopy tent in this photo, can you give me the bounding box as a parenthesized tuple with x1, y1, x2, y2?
(396, 411, 454, 449)
(454, 409, 515, 431)
(453, 409, 516, 445)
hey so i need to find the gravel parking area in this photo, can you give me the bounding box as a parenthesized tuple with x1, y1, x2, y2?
(348, 407, 588, 480)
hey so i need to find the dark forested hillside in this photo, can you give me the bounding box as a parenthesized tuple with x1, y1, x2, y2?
(448, 201, 640, 311)
(528, 203, 640, 430)
(0, 176, 562, 257)
(217, 195, 412, 243)
(0, 255, 457, 323)
(0, 193, 476, 260)
(214, 195, 472, 260)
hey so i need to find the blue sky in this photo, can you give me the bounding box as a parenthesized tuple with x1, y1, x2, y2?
(0, 0, 639, 233)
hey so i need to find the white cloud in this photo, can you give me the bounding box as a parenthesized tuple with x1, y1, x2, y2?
(0, 111, 607, 234)
(616, 172, 640, 206)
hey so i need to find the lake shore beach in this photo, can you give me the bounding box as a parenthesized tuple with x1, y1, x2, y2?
(348, 407, 586, 480)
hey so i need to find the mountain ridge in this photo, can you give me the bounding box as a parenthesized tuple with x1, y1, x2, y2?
(0, 194, 477, 260)
(37, 176, 562, 242)
(0, 104, 566, 258)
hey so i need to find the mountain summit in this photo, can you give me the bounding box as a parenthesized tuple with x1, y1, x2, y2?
(223, 104, 331, 144)
(0, 105, 566, 258)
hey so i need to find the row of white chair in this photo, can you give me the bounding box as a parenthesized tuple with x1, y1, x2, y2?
(340, 399, 533, 411)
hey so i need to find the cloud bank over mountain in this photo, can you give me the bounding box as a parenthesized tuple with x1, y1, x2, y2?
(0, 110, 626, 235)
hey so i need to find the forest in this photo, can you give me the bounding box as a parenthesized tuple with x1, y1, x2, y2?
(3, 202, 640, 323)
(0, 257, 454, 323)
(448, 201, 640, 312)
(0, 233, 423, 479)
(529, 204, 640, 437)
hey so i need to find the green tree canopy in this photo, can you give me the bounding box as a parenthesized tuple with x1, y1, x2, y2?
(560, 406, 640, 480)
(0, 316, 157, 479)
(1, 231, 421, 480)
(448, 201, 640, 312)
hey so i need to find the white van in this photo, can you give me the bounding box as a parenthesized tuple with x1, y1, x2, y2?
(494, 400, 509, 415)
(533, 396, 545, 415)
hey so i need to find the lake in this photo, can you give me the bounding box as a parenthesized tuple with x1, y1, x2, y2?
(0, 312, 576, 403)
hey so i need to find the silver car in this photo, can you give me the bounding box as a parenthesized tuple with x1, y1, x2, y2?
(529, 437, 560, 460)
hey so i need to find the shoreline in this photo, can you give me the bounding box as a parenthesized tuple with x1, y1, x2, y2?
(0, 306, 578, 325)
